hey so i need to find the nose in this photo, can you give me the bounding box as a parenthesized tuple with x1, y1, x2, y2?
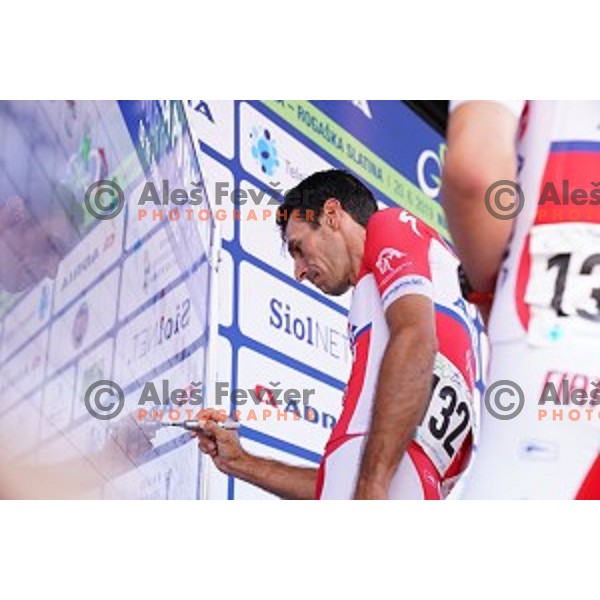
(294, 258, 308, 282)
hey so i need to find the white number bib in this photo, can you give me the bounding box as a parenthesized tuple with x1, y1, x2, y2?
(526, 223, 600, 345)
(415, 353, 474, 476)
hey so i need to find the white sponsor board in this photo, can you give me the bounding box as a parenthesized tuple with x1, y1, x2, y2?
(119, 227, 184, 320)
(0, 328, 49, 406)
(234, 346, 342, 453)
(239, 102, 333, 192)
(231, 439, 316, 500)
(115, 276, 208, 389)
(238, 261, 351, 379)
(185, 100, 235, 160)
(34, 412, 108, 466)
(125, 178, 163, 250)
(217, 249, 233, 328)
(198, 150, 235, 241)
(40, 366, 76, 441)
(126, 350, 206, 446)
(73, 337, 114, 420)
(0, 101, 217, 499)
(0, 280, 53, 362)
(105, 440, 200, 500)
(0, 391, 42, 460)
(54, 213, 124, 312)
(47, 269, 120, 376)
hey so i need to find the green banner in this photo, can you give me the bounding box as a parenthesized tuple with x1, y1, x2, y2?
(261, 100, 449, 238)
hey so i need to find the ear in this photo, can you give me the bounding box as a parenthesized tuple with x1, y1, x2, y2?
(322, 197, 342, 229)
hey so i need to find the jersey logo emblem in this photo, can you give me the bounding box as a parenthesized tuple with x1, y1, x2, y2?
(399, 210, 422, 237)
(375, 248, 406, 275)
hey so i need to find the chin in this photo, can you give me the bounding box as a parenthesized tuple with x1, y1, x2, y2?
(322, 282, 350, 297)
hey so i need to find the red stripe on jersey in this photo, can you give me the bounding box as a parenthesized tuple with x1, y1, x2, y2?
(515, 233, 532, 331)
(575, 455, 600, 500)
(328, 327, 372, 442)
(444, 430, 473, 481)
(435, 311, 476, 392)
(407, 442, 442, 500)
(518, 101, 530, 140)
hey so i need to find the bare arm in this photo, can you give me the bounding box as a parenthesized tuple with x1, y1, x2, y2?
(354, 295, 437, 499)
(225, 452, 317, 500)
(197, 415, 317, 500)
(442, 101, 520, 293)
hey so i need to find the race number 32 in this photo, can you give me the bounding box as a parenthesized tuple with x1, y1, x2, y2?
(428, 374, 471, 458)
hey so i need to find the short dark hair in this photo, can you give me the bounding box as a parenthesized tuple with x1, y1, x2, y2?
(276, 169, 378, 240)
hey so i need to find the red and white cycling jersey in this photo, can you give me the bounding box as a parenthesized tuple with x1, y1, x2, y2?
(447, 101, 600, 499)
(451, 101, 600, 347)
(316, 208, 479, 497)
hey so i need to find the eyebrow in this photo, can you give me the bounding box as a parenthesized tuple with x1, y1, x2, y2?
(287, 239, 298, 256)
